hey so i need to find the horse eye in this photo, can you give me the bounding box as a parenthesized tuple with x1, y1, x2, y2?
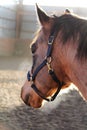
(31, 43, 37, 54)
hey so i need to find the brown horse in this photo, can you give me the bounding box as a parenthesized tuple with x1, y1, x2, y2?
(21, 5, 87, 108)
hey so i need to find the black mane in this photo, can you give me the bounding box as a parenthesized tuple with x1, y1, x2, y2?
(52, 14, 87, 60)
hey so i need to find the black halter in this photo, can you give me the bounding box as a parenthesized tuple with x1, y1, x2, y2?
(27, 33, 64, 102)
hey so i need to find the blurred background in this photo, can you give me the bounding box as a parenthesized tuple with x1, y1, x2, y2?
(0, 0, 87, 130)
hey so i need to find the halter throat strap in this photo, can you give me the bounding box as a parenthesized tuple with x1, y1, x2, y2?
(27, 34, 64, 102)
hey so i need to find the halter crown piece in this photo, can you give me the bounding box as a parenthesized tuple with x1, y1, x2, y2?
(27, 32, 64, 102)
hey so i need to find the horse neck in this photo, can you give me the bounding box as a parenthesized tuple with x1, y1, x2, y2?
(53, 36, 87, 100)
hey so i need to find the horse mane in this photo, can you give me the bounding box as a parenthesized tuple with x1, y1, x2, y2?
(52, 13, 87, 60)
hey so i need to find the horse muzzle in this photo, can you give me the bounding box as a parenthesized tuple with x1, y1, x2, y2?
(21, 83, 43, 108)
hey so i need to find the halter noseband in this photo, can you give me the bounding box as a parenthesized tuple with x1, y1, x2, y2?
(27, 33, 64, 102)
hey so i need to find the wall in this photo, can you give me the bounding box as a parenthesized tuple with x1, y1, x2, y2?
(0, 5, 87, 56)
(15, 5, 87, 56)
(0, 4, 17, 56)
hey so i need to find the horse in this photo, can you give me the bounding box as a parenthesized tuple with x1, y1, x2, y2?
(21, 5, 87, 108)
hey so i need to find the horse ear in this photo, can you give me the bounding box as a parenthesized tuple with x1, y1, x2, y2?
(36, 4, 50, 27)
(65, 9, 73, 14)
(65, 9, 71, 14)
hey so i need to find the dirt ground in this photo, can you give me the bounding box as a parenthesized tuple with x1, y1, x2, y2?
(0, 56, 87, 130)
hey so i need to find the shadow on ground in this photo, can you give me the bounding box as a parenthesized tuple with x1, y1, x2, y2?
(0, 89, 87, 130)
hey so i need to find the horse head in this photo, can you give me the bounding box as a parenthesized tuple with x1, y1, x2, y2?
(21, 5, 71, 108)
(21, 5, 87, 108)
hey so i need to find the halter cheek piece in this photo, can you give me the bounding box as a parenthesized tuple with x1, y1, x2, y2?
(27, 33, 64, 102)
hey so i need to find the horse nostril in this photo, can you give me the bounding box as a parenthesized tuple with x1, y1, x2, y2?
(23, 94, 30, 105)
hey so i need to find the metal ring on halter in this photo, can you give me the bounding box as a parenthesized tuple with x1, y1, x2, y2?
(30, 76, 33, 82)
(46, 56, 52, 63)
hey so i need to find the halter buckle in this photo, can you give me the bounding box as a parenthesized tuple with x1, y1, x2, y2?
(45, 56, 52, 63)
(46, 57, 53, 72)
